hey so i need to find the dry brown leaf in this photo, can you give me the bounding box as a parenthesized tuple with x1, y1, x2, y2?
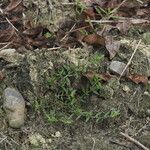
(3, 0, 25, 13)
(128, 74, 149, 84)
(83, 7, 95, 18)
(23, 26, 44, 38)
(136, 8, 150, 17)
(26, 37, 50, 48)
(0, 71, 5, 81)
(105, 36, 120, 59)
(116, 19, 132, 34)
(83, 34, 105, 45)
(84, 71, 112, 81)
(0, 26, 16, 42)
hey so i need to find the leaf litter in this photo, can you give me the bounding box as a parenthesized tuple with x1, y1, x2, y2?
(0, 0, 149, 89)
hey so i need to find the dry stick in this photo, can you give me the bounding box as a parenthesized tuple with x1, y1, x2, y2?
(85, 19, 150, 24)
(120, 132, 150, 150)
(92, 138, 96, 150)
(0, 42, 12, 51)
(67, 25, 90, 34)
(113, 0, 127, 12)
(0, 8, 19, 32)
(62, 2, 75, 5)
(60, 23, 76, 41)
(45, 47, 61, 51)
(118, 39, 142, 81)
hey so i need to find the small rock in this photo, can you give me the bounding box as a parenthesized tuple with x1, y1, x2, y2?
(0, 48, 24, 63)
(143, 91, 150, 96)
(146, 109, 150, 117)
(55, 131, 62, 138)
(3, 87, 25, 128)
(48, 138, 52, 143)
(109, 61, 127, 76)
(51, 131, 62, 138)
(28, 133, 46, 147)
(123, 85, 130, 93)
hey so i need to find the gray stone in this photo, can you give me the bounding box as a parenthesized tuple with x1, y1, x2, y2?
(3, 88, 25, 128)
(109, 61, 127, 76)
(0, 48, 24, 63)
(146, 109, 150, 117)
(28, 133, 46, 147)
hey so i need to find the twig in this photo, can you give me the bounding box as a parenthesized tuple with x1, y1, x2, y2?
(60, 23, 76, 41)
(120, 132, 150, 150)
(109, 139, 131, 149)
(0, 42, 12, 51)
(62, 2, 75, 5)
(85, 19, 150, 24)
(47, 47, 61, 50)
(66, 25, 90, 33)
(118, 39, 141, 80)
(92, 138, 96, 150)
(34, 47, 61, 52)
(113, 0, 127, 12)
(0, 8, 19, 32)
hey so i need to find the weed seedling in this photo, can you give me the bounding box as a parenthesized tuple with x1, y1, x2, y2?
(41, 61, 120, 124)
(75, 0, 87, 14)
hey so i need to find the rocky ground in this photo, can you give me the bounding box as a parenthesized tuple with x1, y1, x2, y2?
(0, 0, 150, 150)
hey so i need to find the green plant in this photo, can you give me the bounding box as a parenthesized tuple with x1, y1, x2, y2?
(89, 75, 102, 95)
(73, 108, 93, 122)
(44, 32, 53, 38)
(89, 52, 104, 66)
(44, 111, 59, 123)
(95, 6, 119, 19)
(35, 62, 120, 124)
(94, 109, 120, 123)
(33, 99, 45, 112)
(75, 0, 87, 14)
(145, 83, 150, 92)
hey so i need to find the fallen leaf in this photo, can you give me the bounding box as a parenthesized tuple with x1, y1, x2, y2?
(83, 7, 95, 18)
(0, 26, 15, 42)
(84, 71, 113, 81)
(83, 33, 105, 45)
(116, 19, 131, 34)
(26, 37, 50, 48)
(23, 26, 44, 38)
(128, 74, 149, 84)
(136, 8, 150, 17)
(105, 36, 120, 59)
(3, 0, 25, 13)
(0, 71, 5, 80)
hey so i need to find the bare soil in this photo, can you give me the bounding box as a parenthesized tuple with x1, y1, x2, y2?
(0, 1, 150, 150)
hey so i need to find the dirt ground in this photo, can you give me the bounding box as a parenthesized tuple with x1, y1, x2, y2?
(0, 0, 150, 150)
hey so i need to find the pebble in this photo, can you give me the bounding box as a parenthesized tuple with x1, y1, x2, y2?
(51, 131, 62, 138)
(29, 133, 46, 147)
(3, 87, 25, 128)
(146, 109, 150, 117)
(0, 48, 23, 63)
(109, 61, 127, 76)
(143, 91, 150, 96)
(123, 85, 130, 93)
